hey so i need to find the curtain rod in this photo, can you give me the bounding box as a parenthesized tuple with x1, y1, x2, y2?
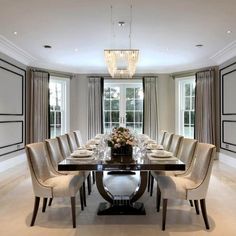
(30, 67, 72, 79)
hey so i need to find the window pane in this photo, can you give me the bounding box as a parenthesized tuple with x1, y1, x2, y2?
(50, 112, 54, 124)
(126, 112, 134, 122)
(191, 111, 195, 125)
(135, 112, 143, 122)
(112, 123, 119, 129)
(134, 123, 143, 134)
(104, 88, 110, 99)
(56, 112, 61, 124)
(135, 88, 143, 99)
(126, 100, 134, 110)
(111, 111, 119, 122)
(126, 123, 134, 130)
(185, 84, 190, 96)
(105, 112, 110, 122)
(111, 100, 119, 110)
(192, 97, 195, 110)
(184, 111, 189, 124)
(110, 87, 120, 99)
(126, 88, 134, 99)
(135, 100, 143, 110)
(105, 100, 110, 110)
(185, 97, 190, 110)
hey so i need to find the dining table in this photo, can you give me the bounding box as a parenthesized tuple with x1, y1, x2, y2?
(58, 145, 185, 215)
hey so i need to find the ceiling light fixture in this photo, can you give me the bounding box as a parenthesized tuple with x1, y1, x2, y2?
(227, 30, 232, 34)
(13, 31, 18, 35)
(195, 44, 203, 48)
(104, 5, 139, 78)
(44, 45, 52, 49)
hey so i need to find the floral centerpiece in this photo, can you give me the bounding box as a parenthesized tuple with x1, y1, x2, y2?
(107, 127, 135, 161)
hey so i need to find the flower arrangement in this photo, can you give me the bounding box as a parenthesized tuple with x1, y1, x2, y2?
(107, 127, 135, 149)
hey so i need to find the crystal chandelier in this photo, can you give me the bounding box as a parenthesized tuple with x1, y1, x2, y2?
(104, 5, 139, 78)
(104, 49, 139, 78)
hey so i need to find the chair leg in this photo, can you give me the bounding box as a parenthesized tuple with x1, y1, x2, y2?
(92, 171, 95, 184)
(79, 187, 84, 211)
(87, 173, 92, 195)
(194, 200, 200, 215)
(42, 198, 47, 212)
(156, 184, 161, 212)
(48, 198, 53, 206)
(30, 197, 40, 226)
(150, 175, 154, 196)
(189, 200, 194, 207)
(200, 199, 210, 230)
(83, 182, 87, 207)
(162, 199, 168, 231)
(70, 197, 76, 228)
(147, 171, 151, 192)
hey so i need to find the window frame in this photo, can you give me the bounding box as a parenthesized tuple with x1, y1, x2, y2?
(49, 76, 70, 138)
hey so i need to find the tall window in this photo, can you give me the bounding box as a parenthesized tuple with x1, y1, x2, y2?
(176, 76, 195, 138)
(49, 76, 70, 138)
(103, 80, 143, 134)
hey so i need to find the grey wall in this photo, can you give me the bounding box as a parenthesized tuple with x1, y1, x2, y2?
(0, 52, 27, 160)
(220, 56, 236, 158)
(70, 74, 175, 142)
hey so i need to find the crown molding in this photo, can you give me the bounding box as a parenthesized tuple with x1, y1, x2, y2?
(0, 35, 36, 65)
(210, 40, 236, 65)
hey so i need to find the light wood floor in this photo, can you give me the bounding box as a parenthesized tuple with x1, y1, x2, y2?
(0, 152, 236, 236)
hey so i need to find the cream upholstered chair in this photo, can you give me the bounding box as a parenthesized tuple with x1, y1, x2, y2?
(45, 138, 87, 209)
(149, 134, 183, 196)
(57, 134, 92, 196)
(162, 132, 173, 150)
(156, 143, 216, 230)
(67, 132, 78, 152)
(168, 134, 183, 156)
(26, 142, 84, 228)
(158, 130, 166, 145)
(73, 130, 84, 147)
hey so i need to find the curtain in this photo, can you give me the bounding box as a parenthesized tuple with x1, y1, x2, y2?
(88, 77, 104, 139)
(29, 70, 49, 143)
(195, 69, 216, 145)
(143, 77, 159, 140)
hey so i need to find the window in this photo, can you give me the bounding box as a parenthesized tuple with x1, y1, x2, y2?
(49, 76, 70, 138)
(103, 80, 143, 134)
(176, 76, 195, 138)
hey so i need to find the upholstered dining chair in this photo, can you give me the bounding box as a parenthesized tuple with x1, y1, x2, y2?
(73, 130, 84, 147)
(156, 143, 216, 230)
(158, 130, 166, 145)
(149, 134, 184, 196)
(57, 134, 92, 196)
(45, 138, 86, 209)
(162, 132, 173, 151)
(26, 142, 84, 228)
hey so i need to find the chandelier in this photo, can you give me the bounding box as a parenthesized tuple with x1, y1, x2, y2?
(104, 49, 139, 78)
(104, 5, 139, 78)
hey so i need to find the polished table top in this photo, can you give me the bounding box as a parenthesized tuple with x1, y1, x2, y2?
(58, 151, 185, 172)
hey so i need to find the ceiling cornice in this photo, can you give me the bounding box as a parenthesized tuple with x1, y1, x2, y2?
(0, 35, 36, 65)
(210, 40, 236, 65)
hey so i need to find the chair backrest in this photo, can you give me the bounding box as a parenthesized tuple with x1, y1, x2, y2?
(45, 138, 64, 171)
(162, 132, 173, 150)
(57, 134, 71, 158)
(25, 142, 53, 197)
(67, 132, 78, 152)
(187, 143, 216, 199)
(158, 130, 166, 145)
(177, 138, 198, 170)
(168, 135, 183, 156)
(73, 130, 84, 147)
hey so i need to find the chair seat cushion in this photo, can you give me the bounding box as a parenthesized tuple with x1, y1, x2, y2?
(44, 174, 83, 197)
(158, 176, 196, 199)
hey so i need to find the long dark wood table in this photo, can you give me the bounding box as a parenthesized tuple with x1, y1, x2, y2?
(58, 151, 185, 215)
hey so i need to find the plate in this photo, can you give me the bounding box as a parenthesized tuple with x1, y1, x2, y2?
(71, 150, 93, 158)
(67, 156, 95, 161)
(150, 151, 173, 158)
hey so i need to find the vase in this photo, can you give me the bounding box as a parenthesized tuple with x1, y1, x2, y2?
(110, 145, 133, 163)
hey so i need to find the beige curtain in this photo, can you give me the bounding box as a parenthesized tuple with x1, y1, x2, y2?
(195, 70, 216, 145)
(143, 77, 159, 140)
(88, 77, 104, 139)
(29, 70, 49, 143)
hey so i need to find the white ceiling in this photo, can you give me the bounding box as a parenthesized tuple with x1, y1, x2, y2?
(0, 0, 236, 74)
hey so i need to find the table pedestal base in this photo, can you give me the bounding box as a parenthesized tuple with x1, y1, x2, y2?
(97, 202, 146, 215)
